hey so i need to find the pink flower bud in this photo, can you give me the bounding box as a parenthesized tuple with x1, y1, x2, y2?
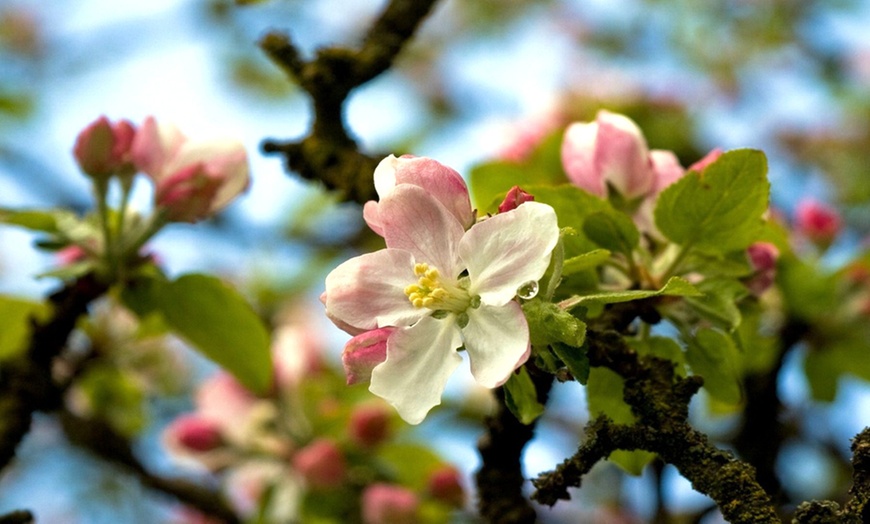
(361, 484, 419, 524)
(56, 245, 87, 265)
(649, 150, 685, 195)
(363, 155, 474, 236)
(165, 414, 223, 453)
(349, 404, 391, 448)
(132, 116, 249, 223)
(795, 199, 842, 247)
(561, 110, 653, 199)
(342, 328, 393, 385)
(745, 242, 780, 296)
(73, 116, 136, 179)
(687, 148, 724, 173)
(427, 466, 465, 507)
(292, 439, 346, 489)
(497, 186, 535, 213)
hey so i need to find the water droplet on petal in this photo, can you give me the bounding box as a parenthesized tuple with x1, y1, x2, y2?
(517, 280, 539, 300)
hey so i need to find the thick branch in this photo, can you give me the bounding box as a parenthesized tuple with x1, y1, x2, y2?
(0, 511, 33, 524)
(0, 275, 106, 472)
(475, 364, 553, 524)
(59, 411, 241, 524)
(259, 0, 441, 204)
(533, 330, 780, 523)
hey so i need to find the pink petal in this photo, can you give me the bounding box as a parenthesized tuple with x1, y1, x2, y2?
(462, 302, 530, 388)
(369, 316, 463, 424)
(342, 328, 393, 385)
(324, 249, 425, 332)
(561, 121, 605, 197)
(131, 116, 186, 179)
(594, 110, 653, 199)
(371, 155, 474, 232)
(649, 149, 685, 194)
(687, 148, 724, 173)
(460, 201, 559, 306)
(166, 139, 250, 213)
(379, 185, 465, 279)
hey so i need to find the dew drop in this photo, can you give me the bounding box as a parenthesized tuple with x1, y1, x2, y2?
(517, 280, 539, 300)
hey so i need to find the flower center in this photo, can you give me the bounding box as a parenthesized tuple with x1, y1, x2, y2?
(404, 263, 472, 314)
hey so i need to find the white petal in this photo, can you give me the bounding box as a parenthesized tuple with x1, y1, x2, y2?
(379, 184, 465, 278)
(324, 249, 425, 332)
(373, 154, 399, 199)
(462, 302, 530, 388)
(369, 316, 463, 424)
(460, 202, 559, 306)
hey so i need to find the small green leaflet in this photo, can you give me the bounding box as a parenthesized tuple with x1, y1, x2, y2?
(503, 366, 545, 424)
(562, 249, 611, 276)
(559, 276, 701, 310)
(654, 149, 770, 255)
(582, 209, 640, 255)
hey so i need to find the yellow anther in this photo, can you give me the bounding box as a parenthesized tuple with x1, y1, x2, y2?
(414, 263, 430, 276)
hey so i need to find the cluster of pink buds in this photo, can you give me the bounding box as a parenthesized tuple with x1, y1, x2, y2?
(73, 115, 250, 223)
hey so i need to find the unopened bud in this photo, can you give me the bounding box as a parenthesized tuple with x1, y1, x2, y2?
(498, 186, 535, 213)
(166, 414, 223, 453)
(745, 242, 780, 296)
(795, 199, 842, 248)
(292, 439, 346, 489)
(73, 116, 136, 179)
(349, 404, 391, 448)
(427, 466, 465, 507)
(361, 483, 419, 524)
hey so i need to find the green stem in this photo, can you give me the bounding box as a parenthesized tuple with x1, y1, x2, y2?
(544, 234, 566, 301)
(94, 179, 117, 279)
(661, 243, 692, 279)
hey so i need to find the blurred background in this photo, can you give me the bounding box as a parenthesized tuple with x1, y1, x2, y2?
(1, 0, 870, 522)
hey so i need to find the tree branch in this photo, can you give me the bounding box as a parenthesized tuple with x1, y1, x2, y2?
(59, 410, 241, 524)
(475, 363, 553, 524)
(0, 511, 33, 524)
(0, 275, 107, 472)
(532, 330, 780, 523)
(259, 0, 441, 204)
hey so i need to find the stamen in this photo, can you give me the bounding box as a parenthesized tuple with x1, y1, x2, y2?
(405, 262, 471, 313)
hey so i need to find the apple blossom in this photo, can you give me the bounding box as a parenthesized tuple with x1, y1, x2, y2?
(324, 184, 559, 424)
(73, 116, 136, 179)
(561, 110, 654, 199)
(362, 154, 475, 236)
(342, 327, 394, 385)
(131, 116, 250, 223)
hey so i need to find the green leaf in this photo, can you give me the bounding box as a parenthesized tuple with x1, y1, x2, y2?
(154, 274, 273, 394)
(561, 276, 701, 310)
(684, 278, 749, 331)
(551, 342, 590, 384)
(685, 328, 742, 405)
(469, 161, 567, 214)
(629, 336, 687, 377)
(586, 367, 655, 475)
(654, 149, 769, 255)
(0, 208, 76, 234)
(503, 366, 545, 424)
(562, 249, 611, 276)
(804, 349, 840, 402)
(523, 299, 587, 347)
(521, 185, 611, 257)
(0, 296, 52, 361)
(582, 210, 640, 255)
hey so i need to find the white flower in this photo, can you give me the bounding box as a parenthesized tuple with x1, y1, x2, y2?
(324, 184, 559, 424)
